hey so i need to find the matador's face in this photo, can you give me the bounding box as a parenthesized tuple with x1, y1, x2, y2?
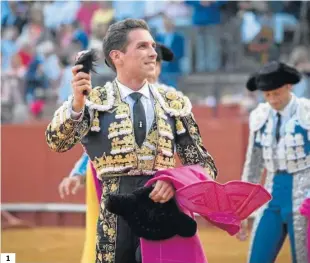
(117, 29, 158, 81)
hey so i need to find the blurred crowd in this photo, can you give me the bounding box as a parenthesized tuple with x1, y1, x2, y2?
(1, 1, 310, 123)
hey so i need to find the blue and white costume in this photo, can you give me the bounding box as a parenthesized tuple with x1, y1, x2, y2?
(241, 61, 310, 263)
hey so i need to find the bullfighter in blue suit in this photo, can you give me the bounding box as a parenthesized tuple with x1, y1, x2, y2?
(238, 61, 310, 263)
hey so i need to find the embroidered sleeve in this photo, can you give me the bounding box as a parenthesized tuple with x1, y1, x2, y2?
(241, 130, 264, 184)
(175, 113, 218, 179)
(45, 99, 92, 153)
(46, 83, 115, 153)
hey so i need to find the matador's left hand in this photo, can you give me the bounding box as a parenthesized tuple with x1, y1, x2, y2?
(149, 180, 175, 203)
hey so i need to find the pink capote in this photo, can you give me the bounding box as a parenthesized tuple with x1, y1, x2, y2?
(141, 165, 272, 263)
(300, 198, 310, 263)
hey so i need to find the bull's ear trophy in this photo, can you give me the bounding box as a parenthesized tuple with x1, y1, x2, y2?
(75, 49, 99, 95)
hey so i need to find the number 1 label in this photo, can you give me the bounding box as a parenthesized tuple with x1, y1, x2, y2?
(1, 253, 16, 262)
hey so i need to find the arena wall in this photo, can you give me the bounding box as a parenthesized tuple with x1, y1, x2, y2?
(1, 106, 250, 226)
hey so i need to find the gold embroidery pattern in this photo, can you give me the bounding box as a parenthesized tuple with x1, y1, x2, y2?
(90, 91, 181, 177)
(157, 118, 174, 141)
(88, 87, 108, 106)
(153, 85, 192, 117)
(92, 99, 157, 177)
(169, 100, 183, 110)
(176, 144, 200, 163)
(155, 103, 173, 139)
(176, 117, 186, 135)
(92, 102, 137, 175)
(96, 178, 120, 263)
(158, 118, 173, 133)
(136, 121, 158, 172)
(154, 101, 176, 170)
(46, 106, 91, 153)
(166, 90, 179, 101)
(107, 104, 134, 155)
(158, 137, 173, 156)
(85, 83, 116, 132)
(108, 119, 133, 139)
(145, 130, 158, 146)
(164, 90, 184, 112)
(155, 155, 176, 169)
(176, 114, 218, 178)
(93, 153, 138, 178)
(91, 111, 100, 132)
(111, 135, 135, 155)
(115, 104, 130, 119)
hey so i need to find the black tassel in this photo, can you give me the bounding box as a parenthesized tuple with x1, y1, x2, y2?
(75, 49, 99, 95)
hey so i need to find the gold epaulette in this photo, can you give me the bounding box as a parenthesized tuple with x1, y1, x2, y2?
(151, 84, 192, 117)
(85, 82, 115, 112)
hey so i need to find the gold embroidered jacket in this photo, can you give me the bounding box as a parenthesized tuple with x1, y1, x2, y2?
(45, 81, 217, 179)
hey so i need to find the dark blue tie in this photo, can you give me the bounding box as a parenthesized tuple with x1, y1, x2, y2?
(275, 112, 282, 143)
(130, 92, 146, 147)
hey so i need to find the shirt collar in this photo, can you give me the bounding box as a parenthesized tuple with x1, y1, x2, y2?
(272, 93, 297, 118)
(115, 79, 151, 100)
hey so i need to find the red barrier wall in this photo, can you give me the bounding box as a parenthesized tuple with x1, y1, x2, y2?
(1, 107, 250, 225)
(2, 123, 85, 204)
